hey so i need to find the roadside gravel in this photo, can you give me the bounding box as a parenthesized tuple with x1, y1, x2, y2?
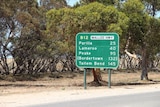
(1, 84, 160, 107)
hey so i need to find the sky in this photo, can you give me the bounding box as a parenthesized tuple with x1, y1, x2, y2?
(67, 0, 80, 6)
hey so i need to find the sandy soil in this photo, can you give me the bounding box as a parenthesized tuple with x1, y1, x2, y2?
(0, 71, 160, 95)
(0, 71, 160, 107)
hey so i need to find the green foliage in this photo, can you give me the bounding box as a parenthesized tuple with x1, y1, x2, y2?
(147, 18, 160, 54)
(39, 0, 68, 10)
(121, 0, 160, 53)
(46, 2, 129, 54)
(123, 0, 144, 14)
(79, 0, 116, 6)
(0, 0, 50, 75)
(120, 0, 160, 79)
(121, 0, 147, 46)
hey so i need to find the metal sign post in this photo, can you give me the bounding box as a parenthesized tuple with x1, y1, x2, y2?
(84, 68, 87, 89)
(108, 69, 111, 88)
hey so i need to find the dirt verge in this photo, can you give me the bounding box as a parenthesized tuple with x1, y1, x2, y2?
(0, 70, 160, 95)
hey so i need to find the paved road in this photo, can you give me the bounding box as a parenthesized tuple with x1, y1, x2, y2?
(28, 91, 160, 107)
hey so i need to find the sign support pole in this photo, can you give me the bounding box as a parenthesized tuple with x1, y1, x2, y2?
(84, 68, 87, 89)
(108, 69, 111, 88)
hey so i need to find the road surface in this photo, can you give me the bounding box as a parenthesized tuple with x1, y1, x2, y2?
(28, 91, 160, 107)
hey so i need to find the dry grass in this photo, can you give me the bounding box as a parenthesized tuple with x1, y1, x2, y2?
(0, 70, 160, 95)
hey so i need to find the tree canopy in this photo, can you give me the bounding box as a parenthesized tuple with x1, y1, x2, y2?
(0, 0, 160, 81)
(46, 2, 129, 54)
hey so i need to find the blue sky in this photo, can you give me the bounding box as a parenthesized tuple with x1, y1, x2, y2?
(156, 11, 160, 18)
(67, 0, 80, 6)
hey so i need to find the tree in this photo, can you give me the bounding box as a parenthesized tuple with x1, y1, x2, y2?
(76, 2, 129, 84)
(10, 0, 54, 74)
(39, 0, 68, 10)
(0, 0, 52, 75)
(0, 0, 18, 74)
(46, 2, 129, 84)
(79, 0, 115, 5)
(121, 0, 160, 80)
(0, 0, 75, 75)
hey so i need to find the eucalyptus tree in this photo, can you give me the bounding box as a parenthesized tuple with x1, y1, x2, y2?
(10, 0, 58, 74)
(0, 0, 18, 74)
(79, 0, 115, 5)
(0, 0, 50, 75)
(39, 0, 68, 10)
(10, 0, 73, 75)
(46, 2, 129, 84)
(122, 0, 160, 80)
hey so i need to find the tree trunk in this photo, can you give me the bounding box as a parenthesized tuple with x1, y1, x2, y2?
(92, 68, 102, 83)
(141, 46, 149, 80)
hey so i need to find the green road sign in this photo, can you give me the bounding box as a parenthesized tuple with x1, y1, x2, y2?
(76, 32, 119, 69)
